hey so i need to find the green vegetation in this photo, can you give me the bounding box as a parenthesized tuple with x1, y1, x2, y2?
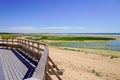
(26, 35, 120, 58)
(60, 47, 120, 58)
(0, 33, 20, 39)
(27, 36, 116, 41)
(110, 56, 119, 59)
(92, 69, 101, 77)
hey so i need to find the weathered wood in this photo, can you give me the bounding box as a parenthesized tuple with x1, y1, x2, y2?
(0, 49, 28, 80)
(48, 63, 62, 80)
(0, 38, 62, 80)
(49, 57, 59, 71)
(46, 72, 53, 80)
(32, 45, 49, 80)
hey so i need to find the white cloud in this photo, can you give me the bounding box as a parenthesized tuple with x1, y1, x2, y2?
(9, 26, 36, 30)
(39, 26, 85, 33)
(41, 26, 85, 30)
(1, 26, 85, 33)
(2, 26, 38, 33)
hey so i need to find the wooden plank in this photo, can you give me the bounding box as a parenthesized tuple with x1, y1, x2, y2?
(14, 50, 28, 73)
(0, 56, 9, 80)
(1, 55, 10, 80)
(11, 55, 26, 78)
(9, 50, 28, 79)
(2, 54, 13, 80)
(0, 55, 5, 80)
(6, 53, 19, 80)
(0, 49, 28, 80)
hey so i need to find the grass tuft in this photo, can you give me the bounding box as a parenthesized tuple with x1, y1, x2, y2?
(92, 69, 101, 77)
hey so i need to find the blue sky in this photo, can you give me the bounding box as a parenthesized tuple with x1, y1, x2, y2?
(0, 0, 120, 33)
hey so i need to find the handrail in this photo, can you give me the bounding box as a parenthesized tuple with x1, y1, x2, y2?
(32, 44, 49, 80)
(0, 38, 62, 80)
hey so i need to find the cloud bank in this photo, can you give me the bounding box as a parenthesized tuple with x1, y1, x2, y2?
(1, 26, 85, 33)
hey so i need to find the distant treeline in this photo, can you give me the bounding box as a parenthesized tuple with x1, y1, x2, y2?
(0, 33, 19, 34)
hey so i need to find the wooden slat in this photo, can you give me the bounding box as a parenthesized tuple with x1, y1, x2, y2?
(1, 56, 11, 80)
(10, 50, 28, 78)
(0, 49, 28, 80)
(0, 57, 5, 80)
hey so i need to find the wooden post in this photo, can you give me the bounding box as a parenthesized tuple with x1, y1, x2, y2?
(12, 39, 13, 48)
(24, 40, 26, 51)
(45, 57, 49, 80)
(21, 39, 23, 51)
(31, 42, 34, 59)
(7, 39, 8, 49)
(28, 41, 30, 56)
(19, 39, 21, 49)
(26, 40, 28, 54)
(17, 39, 19, 49)
(37, 43, 40, 61)
(2, 38, 4, 48)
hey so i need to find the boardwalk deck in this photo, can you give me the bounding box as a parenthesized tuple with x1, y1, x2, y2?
(0, 49, 28, 80)
(0, 38, 63, 80)
(0, 55, 5, 80)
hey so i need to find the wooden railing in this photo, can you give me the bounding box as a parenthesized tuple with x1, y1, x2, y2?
(0, 38, 63, 80)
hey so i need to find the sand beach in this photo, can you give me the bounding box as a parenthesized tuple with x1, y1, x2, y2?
(49, 46, 120, 80)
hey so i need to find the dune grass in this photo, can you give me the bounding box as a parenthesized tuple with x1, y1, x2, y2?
(0, 33, 20, 39)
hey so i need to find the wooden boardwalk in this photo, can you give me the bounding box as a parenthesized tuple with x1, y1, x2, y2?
(0, 38, 63, 80)
(0, 48, 28, 80)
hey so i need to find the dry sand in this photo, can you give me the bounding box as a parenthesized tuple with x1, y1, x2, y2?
(49, 46, 120, 80)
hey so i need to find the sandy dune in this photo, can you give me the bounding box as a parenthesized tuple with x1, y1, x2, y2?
(49, 46, 120, 80)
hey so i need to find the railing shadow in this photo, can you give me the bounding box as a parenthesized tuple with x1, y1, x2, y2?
(11, 49, 36, 79)
(0, 38, 63, 80)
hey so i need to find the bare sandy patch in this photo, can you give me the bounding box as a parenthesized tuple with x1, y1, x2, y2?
(49, 46, 120, 80)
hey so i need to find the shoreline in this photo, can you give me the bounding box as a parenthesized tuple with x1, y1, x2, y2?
(57, 46, 120, 58)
